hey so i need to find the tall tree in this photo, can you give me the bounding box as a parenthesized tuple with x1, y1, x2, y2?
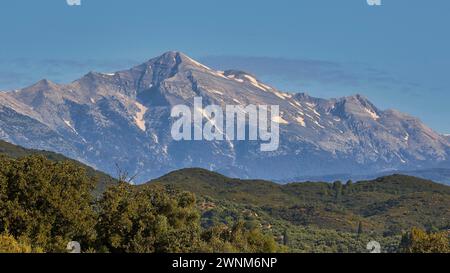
(0, 155, 97, 252)
(357, 222, 364, 238)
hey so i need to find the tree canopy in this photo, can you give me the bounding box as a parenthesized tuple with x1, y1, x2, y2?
(0, 155, 279, 253)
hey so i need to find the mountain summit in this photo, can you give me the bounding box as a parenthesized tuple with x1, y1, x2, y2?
(0, 52, 449, 182)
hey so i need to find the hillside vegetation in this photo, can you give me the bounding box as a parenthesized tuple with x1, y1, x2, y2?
(0, 140, 116, 194)
(0, 154, 280, 253)
(150, 168, 450, 252)
(0, 141, 448, 253)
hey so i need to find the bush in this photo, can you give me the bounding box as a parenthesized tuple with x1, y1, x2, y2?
(0, 233, 43, 253)
(96, 183, 202, 253)
(398, 227, 450, 253)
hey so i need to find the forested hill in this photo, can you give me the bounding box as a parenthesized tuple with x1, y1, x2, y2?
(150, 168, 450, 235)
(0, 140, 116, 193)
(0, 141, 448, 252)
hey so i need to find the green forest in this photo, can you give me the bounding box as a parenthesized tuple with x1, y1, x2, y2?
(0, 140, 449, 253)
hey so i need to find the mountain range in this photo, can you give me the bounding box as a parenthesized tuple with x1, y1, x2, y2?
(0, 51, 449, 182)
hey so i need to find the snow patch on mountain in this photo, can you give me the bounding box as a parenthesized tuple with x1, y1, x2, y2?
(365, 107, 380, 120)
(0, 51, 449, 182)
(185, 55, 212, 71)
(272, 116, 289, 124)
(295, 116, 306, 127)
(211, 71, 229, 79)
(312, 108, 321, 117)
(404, 133, 410, 142)
(151, 133, 159, 144)
(313, 120, 325, 129)
(226, 74, 244, 83)
(64, 119, 76, 133)
(207, 89, 223, 95)
(134, 102, 148, 132)
(243, 75, 272, 91)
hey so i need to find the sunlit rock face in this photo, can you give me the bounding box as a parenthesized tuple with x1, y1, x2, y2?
(1, 52, 449, 182)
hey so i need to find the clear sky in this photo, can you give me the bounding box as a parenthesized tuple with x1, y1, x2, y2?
(0, 0, 449, 133)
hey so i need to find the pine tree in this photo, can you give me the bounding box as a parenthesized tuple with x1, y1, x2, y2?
(283, 229, 290, 246)
(357, 221, 364, 237)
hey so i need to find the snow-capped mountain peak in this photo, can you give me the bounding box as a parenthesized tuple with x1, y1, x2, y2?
(0, 52, 449, 182)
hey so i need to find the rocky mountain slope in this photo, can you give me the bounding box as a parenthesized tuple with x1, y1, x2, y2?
(0, 51, 449, 182)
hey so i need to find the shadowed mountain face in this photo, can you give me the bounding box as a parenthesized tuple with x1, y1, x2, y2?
(0, 51, 449, 182)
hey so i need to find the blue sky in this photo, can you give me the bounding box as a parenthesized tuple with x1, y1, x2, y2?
(0, 0, 449, 133)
